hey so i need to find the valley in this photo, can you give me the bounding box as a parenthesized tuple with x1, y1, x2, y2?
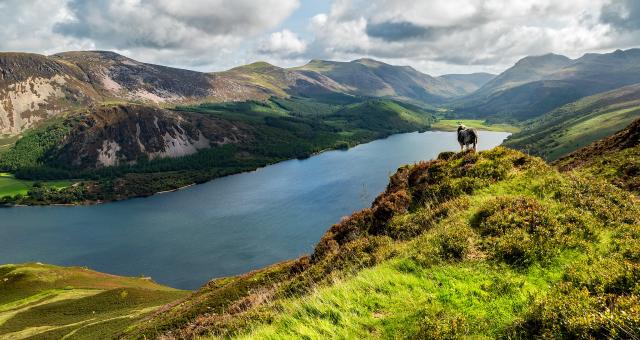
(1, 48, 639, 205)
(1, 45, 640, 339)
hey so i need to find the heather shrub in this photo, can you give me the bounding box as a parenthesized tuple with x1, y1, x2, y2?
(410, 221, 476, 266)
(471, 196, 591, 266)
(510, 282, 640, 338)
(612, 224, 640, 262)
(554, 175, 640, 225)
(387, 198, 469, 240)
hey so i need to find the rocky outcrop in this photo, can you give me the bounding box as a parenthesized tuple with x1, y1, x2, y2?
(52, 105, 249, 168)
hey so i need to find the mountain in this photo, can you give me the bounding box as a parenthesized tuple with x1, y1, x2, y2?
(0, 97, 436, 204)
(503, 83, 640, 160)
(0, 51, 473, 138)
(474, 53, 572, 96)
(453, 49, 640, 122)
(438, 72, 495, 94)
(294, 58, 464, 103)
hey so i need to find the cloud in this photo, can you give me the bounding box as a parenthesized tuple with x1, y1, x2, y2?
(55, 0, 299, 50)
(258, 30, 307, 57)
(303, 0, 629, 74)
(365, 21, 430, 41)
(0, 0, 91, 53)
(0, 0, 639, 75)
(601, 0, 640, 31)
(0, 0, 299, 70)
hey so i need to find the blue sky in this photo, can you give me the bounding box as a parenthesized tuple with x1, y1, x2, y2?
(1, 0, 639, 75)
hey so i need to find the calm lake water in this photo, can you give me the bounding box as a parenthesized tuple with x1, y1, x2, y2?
(0, 131, 509, 289)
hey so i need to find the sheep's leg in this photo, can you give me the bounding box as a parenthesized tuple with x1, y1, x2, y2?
(460, 143, 464, 151)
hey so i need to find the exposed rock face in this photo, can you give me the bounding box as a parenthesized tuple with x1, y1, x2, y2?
(53, 105, 248, 168)
(54, 51, 216, 103)
(0, 53, 96, 135)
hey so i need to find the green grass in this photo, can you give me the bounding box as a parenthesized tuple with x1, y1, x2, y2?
(504, 84, 640, 160)
(236, 255, 578, 339)
(0, 172, 73, 198)
(134, 146, 636, 339)
(540, 106, 639, 160)
(431, 119, 520, 132)
(0, 263, 188, 339)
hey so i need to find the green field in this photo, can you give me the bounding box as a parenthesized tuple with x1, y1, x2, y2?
(431, 119, 520, 132)
(0, 263, 188, 339)
(0, 172, 73, 198)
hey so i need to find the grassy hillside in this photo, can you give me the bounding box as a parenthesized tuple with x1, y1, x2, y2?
(504, 83, 640, 160)
(554, 117, 640, 194)
(119, 143, 639, 339)
(0, 97, 435, 205)
(431, 119, 520, 133)
(0, 263, 187, 339)
(0, 172, 72, 198)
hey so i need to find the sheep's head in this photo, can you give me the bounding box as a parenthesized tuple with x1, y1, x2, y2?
(457, 124, 466, 133)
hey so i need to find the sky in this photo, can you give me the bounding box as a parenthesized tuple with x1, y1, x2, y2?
(1, 0, 639, 75)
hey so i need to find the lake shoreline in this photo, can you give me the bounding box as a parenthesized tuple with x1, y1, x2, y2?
(1, 127, 512, 208)
(0, 130, 511, 289)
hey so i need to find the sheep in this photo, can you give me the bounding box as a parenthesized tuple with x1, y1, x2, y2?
(457, 125, 478, 151)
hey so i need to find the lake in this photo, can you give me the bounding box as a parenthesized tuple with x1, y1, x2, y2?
(0, 131, 509, 289)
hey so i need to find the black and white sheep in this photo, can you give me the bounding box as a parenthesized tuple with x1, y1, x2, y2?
(457, 125, 478, 151)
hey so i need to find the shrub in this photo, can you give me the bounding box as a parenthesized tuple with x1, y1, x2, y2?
(510, 283, 640, 338)
(471, 196, 579, 266)
(410, 222, 476, 266)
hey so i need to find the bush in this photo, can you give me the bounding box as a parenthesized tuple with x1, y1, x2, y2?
(471, 196, 591, 267)
(410, 222, 476, 266)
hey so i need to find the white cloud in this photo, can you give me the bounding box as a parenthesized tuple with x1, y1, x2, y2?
(301, 0, 638, 75)
(0, 0, 299, 70)
(0, 0, 639, 74)
(258, 30, 307, 57)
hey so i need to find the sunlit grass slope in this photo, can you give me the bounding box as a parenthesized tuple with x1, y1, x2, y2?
(505, 83, 640, 160)
(125, 145, 639, 339)
(0, 263, 187, 339)
(0, 172, 73, 198)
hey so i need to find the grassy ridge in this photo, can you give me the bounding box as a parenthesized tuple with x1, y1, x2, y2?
(0, 263, 187, 339)
(504, 83, 640, 160)
(122, 146, 639, 339)
(227, 149, 638, 339)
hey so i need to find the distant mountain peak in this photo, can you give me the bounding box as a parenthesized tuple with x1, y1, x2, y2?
(231, 61, 281, 71)
(514, 53, 572, 66)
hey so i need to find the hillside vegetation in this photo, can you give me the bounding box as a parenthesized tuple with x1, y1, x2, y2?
(0, 263, 187, 339)
(0, 97, 435, 205)
(504, 83, 640, 160)
(121, 132, 640, 338)
(554, 117, 640, 194)
(3, 120, 639, 338)
(453, 49, 640, 122)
